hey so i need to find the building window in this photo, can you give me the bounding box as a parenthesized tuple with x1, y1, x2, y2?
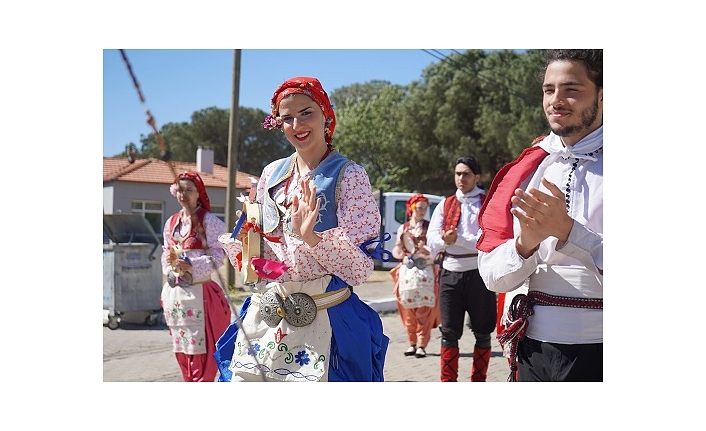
(132, 201, 164, 236)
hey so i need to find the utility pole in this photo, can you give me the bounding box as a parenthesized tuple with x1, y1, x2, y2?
(225, 49, 241, 289)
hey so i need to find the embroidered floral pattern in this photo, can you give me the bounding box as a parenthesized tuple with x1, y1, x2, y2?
(232, 336, 326, 381)
(171, 327, 205, 353)
(247, 343, 261, 357)
(398, 265, 436, 309)
(275, 327, 287, 343)
(164, 301, 204, 322)
(295, 350, 310, 366)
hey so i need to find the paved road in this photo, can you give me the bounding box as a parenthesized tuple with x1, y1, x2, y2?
(103, 275, 511, 382)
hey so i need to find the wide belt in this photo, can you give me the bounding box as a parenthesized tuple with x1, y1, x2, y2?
(167, 270, 193, 288)
(445, 252, 478, 258)
(252, 286, 351, 328)
(404, 256, 431, 269)
(498, 291, 603, 382)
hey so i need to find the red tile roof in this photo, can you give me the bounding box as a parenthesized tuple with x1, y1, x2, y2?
(103, 157, 258, 189)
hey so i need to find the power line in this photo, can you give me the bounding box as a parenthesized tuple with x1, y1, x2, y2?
(421, 49, 537, 104)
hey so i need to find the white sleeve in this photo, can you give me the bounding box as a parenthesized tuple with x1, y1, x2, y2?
(477, 234, 537, 293)
(556, 220, 603, 281)
(426, 198, 446, 257)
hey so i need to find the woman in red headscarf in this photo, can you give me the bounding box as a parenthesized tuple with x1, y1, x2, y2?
(390, 193, 440, 358)
(215, 77, 388, 382)
(160, 171, 231, 382)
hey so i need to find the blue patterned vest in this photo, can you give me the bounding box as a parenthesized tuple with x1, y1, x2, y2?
(261, 151, 352, 237)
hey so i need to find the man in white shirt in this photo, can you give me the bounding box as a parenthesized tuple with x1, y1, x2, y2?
(427, 156, 497, 382)
(477, 49, 603, 382)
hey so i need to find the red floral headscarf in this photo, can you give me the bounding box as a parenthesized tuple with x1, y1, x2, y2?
(172, 171, 211, 212)
(268, 76, 336, 144)
(406, 193, 429, 218)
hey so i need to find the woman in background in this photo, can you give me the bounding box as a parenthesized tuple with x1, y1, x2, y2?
(390, 193, 440, 358)
(160, 171, 231, 382)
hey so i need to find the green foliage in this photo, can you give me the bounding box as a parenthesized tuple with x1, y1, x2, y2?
(235, 107, 292, 176)
(115, 50, 551, 192)
(135, 106, 290, 177)
(332, 82, 409, 192)
(475, 49, 547, 172)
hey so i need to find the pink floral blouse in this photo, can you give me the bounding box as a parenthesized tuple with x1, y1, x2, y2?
(222, 158, 380, 288)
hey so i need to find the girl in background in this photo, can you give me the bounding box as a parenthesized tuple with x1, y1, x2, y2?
(390, 194, 440, 359)
(160, 171, 231, 382)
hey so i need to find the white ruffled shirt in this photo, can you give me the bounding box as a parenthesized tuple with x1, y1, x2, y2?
(478, 126, 603, 344)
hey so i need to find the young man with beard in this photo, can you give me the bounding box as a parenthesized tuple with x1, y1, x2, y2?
(477, 50, 603, 382)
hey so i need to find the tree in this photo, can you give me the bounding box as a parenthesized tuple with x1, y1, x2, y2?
(134, 106, 291, 177)
(138, 120, 196, 161)
(236, 107, 291, 176)
(329, 50, 549, 196)
(475, 49, 547, 173)
(189, 107, 231, 165)
(396, 49, 547, 189)
(136, 108, 225, 162)
(332, 81, 410, 192)
(120, 50, 550, 192)
(396, 50, 488, 195)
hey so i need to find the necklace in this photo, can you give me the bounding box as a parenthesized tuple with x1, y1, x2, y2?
(281, 145, 334, 209)
(564, 147, 602, 211)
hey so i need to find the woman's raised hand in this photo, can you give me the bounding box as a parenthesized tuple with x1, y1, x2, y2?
(291, 178, 321, 246)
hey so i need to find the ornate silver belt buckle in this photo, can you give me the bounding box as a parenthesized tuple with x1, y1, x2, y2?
(413, 258, 427, 269)
(283, 293, 317, 327)
(167, 271, 193, 288)
(260, 290, 317, 328)
(260, 290, 285, 327)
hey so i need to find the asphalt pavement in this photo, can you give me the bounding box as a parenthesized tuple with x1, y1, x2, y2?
(103, 271, 511, 382)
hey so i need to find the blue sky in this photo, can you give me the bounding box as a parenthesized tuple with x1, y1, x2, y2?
(103, 49, 462, 157)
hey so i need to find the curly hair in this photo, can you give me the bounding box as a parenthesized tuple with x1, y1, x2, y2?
(541, 49, 602, 89)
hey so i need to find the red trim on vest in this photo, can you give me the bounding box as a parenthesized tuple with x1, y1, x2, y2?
(442, 193, 485, 231)
(166, 207, 208, 250)
(476, 138, 548, 335)
(476, 145, 549, 253)
(442, 195, 461, 230)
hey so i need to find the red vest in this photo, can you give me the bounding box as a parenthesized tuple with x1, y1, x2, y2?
(442, 193, 485, 231)
(475, 139, 548, 334)
(476, 145, 548, 252)
(166, 206, 208, 250)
